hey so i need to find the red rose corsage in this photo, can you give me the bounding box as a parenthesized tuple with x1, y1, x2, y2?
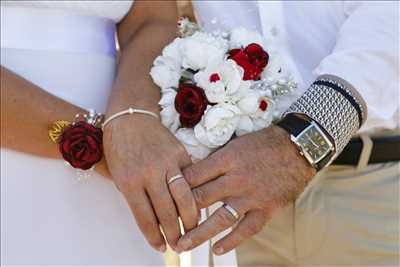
(48, 110, 104, 170)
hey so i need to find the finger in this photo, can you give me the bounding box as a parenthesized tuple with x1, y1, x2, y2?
(178, 146, 192, 169)
(176, 198, 248, 252)
(183, 151, 229, 188)
(167, 168, 199, 232)
(124, 190, 166, 252)
(147, 180, 181, 249)
(212, 210, 270, 255)
(192, 175, 242, 209)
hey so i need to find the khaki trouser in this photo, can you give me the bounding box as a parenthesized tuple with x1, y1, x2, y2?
(237, 160, 400, 266)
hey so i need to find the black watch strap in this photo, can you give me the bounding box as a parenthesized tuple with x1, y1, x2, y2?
(277, 113, 310, 137)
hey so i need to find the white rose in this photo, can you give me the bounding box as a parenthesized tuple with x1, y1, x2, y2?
(194, 59, 251, 103)
(159, 89, 180, 133)
(150, 56, 181, 90)
(159, 88, 177, 108)
(236, 97, 274, 136)
(181, 32, 228, 71)
(194, 104, 241, 148)
(229, 27, 265, 49)
(237, 92, 259, 114)
(175, 128, 213, 160)
(162, 38, 183, 65)
(236, 116, 254, 136)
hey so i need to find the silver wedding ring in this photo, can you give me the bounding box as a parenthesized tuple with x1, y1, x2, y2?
(167, 174, 184, 185)
(223, 203, 240, 220)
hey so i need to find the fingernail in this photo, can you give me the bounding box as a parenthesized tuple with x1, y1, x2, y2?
(178, 237, 192, 251)
(157, 244, 166, 253)
(214, 247, 224, 255)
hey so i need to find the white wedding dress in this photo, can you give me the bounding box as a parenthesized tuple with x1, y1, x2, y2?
(1, 1, 165, 265)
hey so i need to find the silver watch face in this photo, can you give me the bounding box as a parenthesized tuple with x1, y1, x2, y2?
(293, 122, 334, 164)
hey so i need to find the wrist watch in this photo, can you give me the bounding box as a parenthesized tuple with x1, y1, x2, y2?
(277, 113, 336, 171)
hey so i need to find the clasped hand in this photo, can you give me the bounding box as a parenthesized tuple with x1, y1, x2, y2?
(104, 116, 315, 255)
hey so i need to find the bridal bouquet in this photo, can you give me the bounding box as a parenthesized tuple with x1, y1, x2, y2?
(150, 18, 297, 160)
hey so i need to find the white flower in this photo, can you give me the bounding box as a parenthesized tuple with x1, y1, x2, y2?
(237, 92, 259, 114)
(252, 97, 274, 129)
(194, 59, 251, 103)
(236, 116, 254, 136)
(261, 52, 288, 80)
(236, 97, 274, 136)
(150, 56, 181, 90)
(194, 104, 241, 148)
(175, 128, 213, 160)
(158, 88, 176, 108)
(158, 89, 180, 133)
(181, 31, 228, 71)
(162, 38, 183, 65)
(229, 27, 265, 49)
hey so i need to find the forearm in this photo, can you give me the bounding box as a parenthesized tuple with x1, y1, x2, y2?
(1, 67, 111, 177)
(107, 21, 177, 116)
(0, 66, 85, 158)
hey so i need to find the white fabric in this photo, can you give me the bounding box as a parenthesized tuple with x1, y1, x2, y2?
(192, 1, 399, 266)
(1, 0, 133, 23)
(193, 1, 400, 134)
(1, 4, 163, 266)
(1, 7, 117, 56)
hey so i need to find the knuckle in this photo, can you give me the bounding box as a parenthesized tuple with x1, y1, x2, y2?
(172, 183, 190, 200)
(161, 210, 177, 224)
(147, 181, 164, 195)
(243, 224, 259, 236)
(211, 150, 226, 163)
(193, 188, 207, 206)
(216, 150, 236, 167)
(185, 203, 200, 224)
(182, 194, 197, 215)
(183, 167, 195, 185)
(243, 220, 263, 237)
(117, 177, 138, 194)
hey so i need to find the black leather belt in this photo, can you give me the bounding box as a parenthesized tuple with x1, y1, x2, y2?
(333, 135, 400, 165)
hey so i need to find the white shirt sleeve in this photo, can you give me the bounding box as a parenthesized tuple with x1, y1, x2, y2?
(313, 1, 399, 133)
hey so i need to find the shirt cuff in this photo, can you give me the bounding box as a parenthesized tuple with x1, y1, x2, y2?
(284, 74, 368, 157)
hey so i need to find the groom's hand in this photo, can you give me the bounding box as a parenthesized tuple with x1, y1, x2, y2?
(177, 126, 316, 254)
(103, 116, 199, 252)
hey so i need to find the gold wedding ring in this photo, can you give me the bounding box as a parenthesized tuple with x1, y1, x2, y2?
(167, 174, 184, 185)
(223, 203, 240, 220)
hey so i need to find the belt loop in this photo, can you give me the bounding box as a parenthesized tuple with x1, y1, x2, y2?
(357, 134, 373, 171)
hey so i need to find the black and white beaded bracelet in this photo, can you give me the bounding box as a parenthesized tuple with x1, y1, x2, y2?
(285, 74, 367, 157)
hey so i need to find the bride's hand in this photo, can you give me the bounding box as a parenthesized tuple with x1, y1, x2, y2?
(103, 115, 198, 252)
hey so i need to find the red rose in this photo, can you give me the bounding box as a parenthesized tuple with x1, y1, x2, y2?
(228, 43, 269, 81)
(175, 83, 208, 128)
(59, 121, 103, 170)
